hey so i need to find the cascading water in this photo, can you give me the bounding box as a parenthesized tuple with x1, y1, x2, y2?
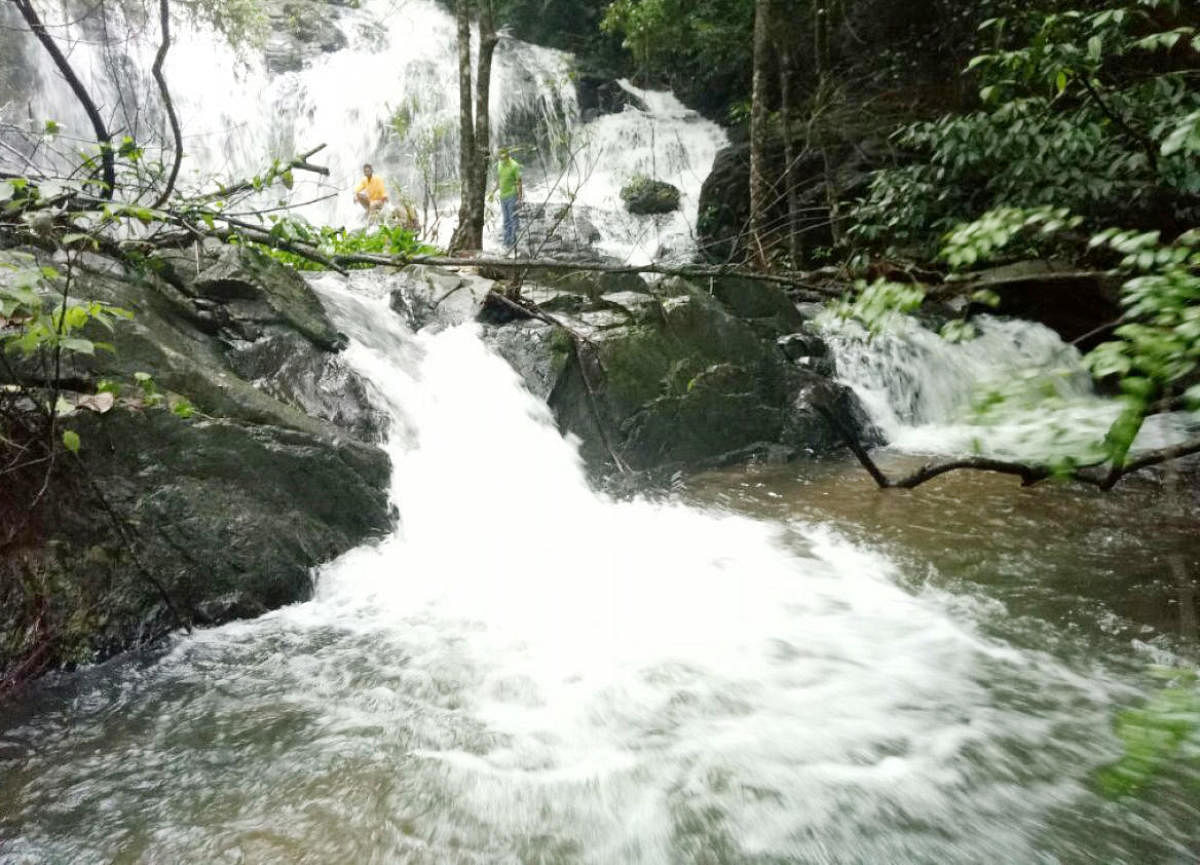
(0, 0, 725, 261)
(1, 272, 1194, 864)
(821, 313, 1191, 459)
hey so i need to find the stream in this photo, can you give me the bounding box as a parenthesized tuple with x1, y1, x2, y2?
(1, 275, 1197, 864)
(2, 0, 1198, 860)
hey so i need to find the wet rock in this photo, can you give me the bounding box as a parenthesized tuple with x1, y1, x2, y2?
(480, 274, 876, 474)
(577, 76, 649, 120)
(49, 408, 391, 651)
(388, 264, 494, 331)
(2, 246, 393, 676)
(226, 332, 388, 442)
(958, 261, 1124, 349)
(263, 0, 348, 73)
(620, 176, 681, 215)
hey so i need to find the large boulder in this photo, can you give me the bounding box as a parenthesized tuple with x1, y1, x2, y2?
(480, 272, 878, 474)
(697, 138, 881, 264)
(0, 245, 393, 683)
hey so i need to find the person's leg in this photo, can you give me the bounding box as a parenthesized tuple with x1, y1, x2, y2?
(502, 196, 516, 249)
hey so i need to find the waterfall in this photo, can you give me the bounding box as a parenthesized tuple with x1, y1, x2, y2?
(0, 270, 1140, 863)
(821, 312, 1190, 460)
(0, 0, 726, 261)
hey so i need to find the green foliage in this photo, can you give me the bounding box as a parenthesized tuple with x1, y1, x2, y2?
(934, 206, 1200, 464)
(1096, 667, 1200, 798)
(0, 253, 132, 362)
(600, 0, 753, 111)
(852, 0, 1200, 256)
(825, 279, 927, 333)
(177, 0, 268, 49)
(940, 206, 1083, 269)
(252, 220, 436, 270)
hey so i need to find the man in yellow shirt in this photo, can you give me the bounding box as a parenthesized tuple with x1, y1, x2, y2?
(353, 163, 388, 220)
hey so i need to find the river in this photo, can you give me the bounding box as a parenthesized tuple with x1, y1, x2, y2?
(1, 274, 1196, 864)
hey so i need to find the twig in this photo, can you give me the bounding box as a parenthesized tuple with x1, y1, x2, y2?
(149, 0, 182, 209)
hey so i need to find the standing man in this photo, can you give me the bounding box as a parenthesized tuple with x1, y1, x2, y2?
(496, 148, 523, 254)
(354, 163, 388, 222)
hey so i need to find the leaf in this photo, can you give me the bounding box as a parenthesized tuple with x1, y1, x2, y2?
(61, 429, 80, 453)
(59, 337, 95, 354)
(133, 371, 153, 383)
(43, 119, 60, 136)
(61, 232, 97, 250)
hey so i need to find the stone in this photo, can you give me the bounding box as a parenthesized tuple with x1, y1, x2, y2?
(388, 265, 495, 331)
(577, 76, 649, 120)
(620, 176, 681, 215)
(1, 244, 393, 679)
(480, 276, 876, 474)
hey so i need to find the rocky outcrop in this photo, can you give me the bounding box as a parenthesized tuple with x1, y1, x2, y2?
(1, 245, 392, 683)
(263, 0, 349, 74)
(396, 264, 879, 475)
(697, 137, 882, 264)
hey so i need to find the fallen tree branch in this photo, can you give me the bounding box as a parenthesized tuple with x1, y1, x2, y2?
(192, 144, 330, 203)
(331, 251, 841, 296)
(818, 403, 1200, 492)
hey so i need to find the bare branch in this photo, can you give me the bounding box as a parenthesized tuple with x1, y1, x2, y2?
(150, 0, 182, 209)
(9, 0, 116, 199)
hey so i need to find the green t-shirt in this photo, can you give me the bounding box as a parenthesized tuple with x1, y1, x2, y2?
(497, 157, 522, 199)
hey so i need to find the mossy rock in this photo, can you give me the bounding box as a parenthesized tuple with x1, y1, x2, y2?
(619, 176, 681, 215)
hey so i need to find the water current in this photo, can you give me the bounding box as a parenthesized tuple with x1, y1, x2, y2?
(1, 274, 1197, 864)
(2, 2, 1198, 861)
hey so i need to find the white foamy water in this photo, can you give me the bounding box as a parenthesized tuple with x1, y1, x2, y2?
(2, 272, 1168, 864)
(1, 1, 725, 262)
(822, 313, 1192, 460)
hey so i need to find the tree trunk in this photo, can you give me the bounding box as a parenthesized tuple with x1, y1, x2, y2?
(748, 0, 772, 269)
(450, 0, 478, 252)
(467, 0, 498, 248)
(778, 37, 799, 265)
(813, 5, 839, 246)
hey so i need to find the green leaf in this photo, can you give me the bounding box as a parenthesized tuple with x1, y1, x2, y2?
(61, 232, 97, 249)
(61, 429, 80, 453)
(43, 119, 60, 136)
(59, 337, 95, 354)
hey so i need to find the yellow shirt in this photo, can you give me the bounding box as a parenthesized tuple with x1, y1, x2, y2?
(355, 175, 387, 202)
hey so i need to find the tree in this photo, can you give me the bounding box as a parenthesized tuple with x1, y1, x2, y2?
(748, 0, 773, 267)
(450, 0, 500, 253)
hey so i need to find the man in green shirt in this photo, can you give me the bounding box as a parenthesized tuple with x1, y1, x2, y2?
(496, 148, 523, 253)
